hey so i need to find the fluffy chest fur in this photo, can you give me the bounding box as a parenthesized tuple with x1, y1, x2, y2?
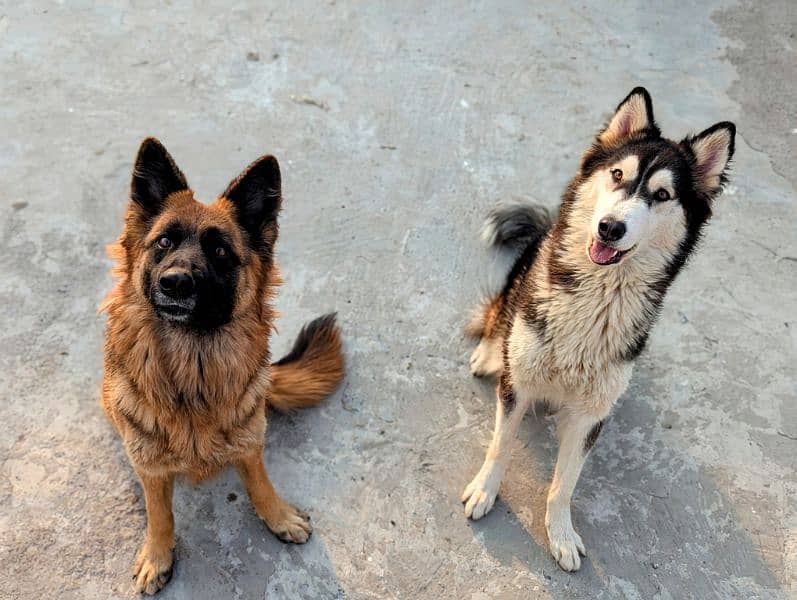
(101, 279, 274, 480)
(507, 239, 665, 408)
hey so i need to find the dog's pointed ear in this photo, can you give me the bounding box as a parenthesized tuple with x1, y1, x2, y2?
(131, 138, 188, 216)
(222, 155, 282, 242)
(683, 122, 736, 198)
(598, 87, 658, 145)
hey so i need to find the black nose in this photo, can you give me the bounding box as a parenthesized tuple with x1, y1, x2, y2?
(159, 270, 194, 299)
(598, 218, 626, 243)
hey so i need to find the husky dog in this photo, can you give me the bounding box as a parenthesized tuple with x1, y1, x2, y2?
(461, 88, 735, 572)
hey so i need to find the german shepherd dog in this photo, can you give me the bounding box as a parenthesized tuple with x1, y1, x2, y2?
(100, 139, 344, 594)
(461, 88, 735, 571)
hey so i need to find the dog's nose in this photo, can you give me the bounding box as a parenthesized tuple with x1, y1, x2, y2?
(598, 218, 626, 243)
(159, 270, 195, 299)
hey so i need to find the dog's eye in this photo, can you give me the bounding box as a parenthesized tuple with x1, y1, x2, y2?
(215, 247, 226, 258)
(611, 168, 623, 182)
(157, 237, 172, 249)
(656, 189, 671, 201)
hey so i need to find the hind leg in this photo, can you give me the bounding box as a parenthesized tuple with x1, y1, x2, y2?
(235, 450, 313, 543)
(462, 375, 531, 519)
(469, 335, 503, 377)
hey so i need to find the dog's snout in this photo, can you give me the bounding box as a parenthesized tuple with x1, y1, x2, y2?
(159, 270, 195, 299)
(598, 218, 626, 243)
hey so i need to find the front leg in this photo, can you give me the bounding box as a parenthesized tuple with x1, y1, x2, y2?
(462, 372, 532, 519)
(133, 472, 175, 595)
(234, 450, 313, 543)
(545, 408, 605, 572)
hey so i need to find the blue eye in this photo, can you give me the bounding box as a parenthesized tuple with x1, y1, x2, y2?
(656, 189, 671, 201)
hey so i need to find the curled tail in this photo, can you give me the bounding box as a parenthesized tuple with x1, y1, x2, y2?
(269, 313, 345, 412)
(467, 201, 553, 340)
(480, 201, 552, 249)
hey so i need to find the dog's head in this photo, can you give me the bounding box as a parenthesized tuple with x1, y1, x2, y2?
(573, 87, 735, 268)
(120, 138, 281, 330)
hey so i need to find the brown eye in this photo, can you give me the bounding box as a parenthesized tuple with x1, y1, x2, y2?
(611, 168, 623, 182)
(215, 247, 226, 258)
(656, 189, 671, 201)
(157, 237, 172, 249)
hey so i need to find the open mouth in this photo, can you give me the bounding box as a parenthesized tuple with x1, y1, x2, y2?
(155, 302, 195, 321)
(588, 239, 634, 266)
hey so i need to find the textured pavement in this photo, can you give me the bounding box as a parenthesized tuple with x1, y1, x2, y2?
(1, 1, 795, 598)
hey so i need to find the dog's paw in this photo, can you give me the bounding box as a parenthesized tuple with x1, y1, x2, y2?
(546, 518, 586, 572)
(266, 504, 313, 544)
(132, 542, 174, 595)
(469, 338, 502, 377)
(461, 461, 503, 520)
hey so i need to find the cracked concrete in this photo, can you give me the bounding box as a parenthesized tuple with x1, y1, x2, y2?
(0, 1, 795, 598)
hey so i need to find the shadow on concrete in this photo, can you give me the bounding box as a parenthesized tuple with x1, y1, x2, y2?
(462, 370, 782, 598)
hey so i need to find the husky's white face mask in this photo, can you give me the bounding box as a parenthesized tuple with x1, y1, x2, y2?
(574, 88, 735, 267)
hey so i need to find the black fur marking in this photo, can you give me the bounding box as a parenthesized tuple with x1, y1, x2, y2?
(492, 206, 553, 340)
(584, 421, 604, 454)
(145, 225, 241, 331)
(498, 370, 515, 412)
(223, 155, 282, 250)
(118, 405, 169, 445)
(531, 398, 556, 417)
(131, 138, 188, 217)
(273, 313, 339, 366)
(545, 185, 582, 293)
(484, 202, 552, 249)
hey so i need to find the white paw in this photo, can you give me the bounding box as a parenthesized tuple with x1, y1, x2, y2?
(461, 461, 504, 520)
(546, 512, 586, 572)
(469, 338, 502, 377)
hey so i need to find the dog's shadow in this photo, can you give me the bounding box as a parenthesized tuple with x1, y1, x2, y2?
(462, 392, 576, 578)
(462, 372, 781, 597)
(118, 410, 346, 600)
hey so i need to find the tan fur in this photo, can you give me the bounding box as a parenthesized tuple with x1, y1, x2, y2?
(465, 293, 503, 339)
(269, 320, 345, 412)
(101, 192, 278, 482)
(101, 141, 344, 594)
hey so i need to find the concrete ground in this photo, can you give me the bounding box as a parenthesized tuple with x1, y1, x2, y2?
(1, 1, 795, 598)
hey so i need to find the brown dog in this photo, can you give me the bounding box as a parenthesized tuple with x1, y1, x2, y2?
(100, 138, 344, 594)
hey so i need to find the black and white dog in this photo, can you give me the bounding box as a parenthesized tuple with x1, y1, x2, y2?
(462, 87, 735, 571)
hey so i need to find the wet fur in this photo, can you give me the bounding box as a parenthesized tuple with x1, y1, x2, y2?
(462, 88, 735, 572)
(101, 138, 344, 594)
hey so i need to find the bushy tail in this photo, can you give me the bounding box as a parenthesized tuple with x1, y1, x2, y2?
(480, 201, 553, 249)
(269, 313, 345, 412)
(467, 201, 553, 340)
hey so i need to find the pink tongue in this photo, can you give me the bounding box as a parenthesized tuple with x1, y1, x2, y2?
(589, 240, 618, 265)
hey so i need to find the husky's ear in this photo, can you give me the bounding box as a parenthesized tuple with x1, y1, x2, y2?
(683, 122, 736, 198)
(223, 155, 282, 243)
(130, 138, 188, 216)
(598, 87, 659, 145)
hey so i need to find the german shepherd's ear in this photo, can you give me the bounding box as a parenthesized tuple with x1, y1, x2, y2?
(222, 155, 282, 243)
(599, 87, 659, 145)
(683, 122, 736, 199)
(131, 138, 188, 216)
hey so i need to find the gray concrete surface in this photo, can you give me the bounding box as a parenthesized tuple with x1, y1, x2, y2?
(1, 1, 795, 598)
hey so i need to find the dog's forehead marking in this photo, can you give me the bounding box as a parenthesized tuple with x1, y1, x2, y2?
(146, 199, 246, 252)
(613, 155, 640, 180)
(647, 168, 674, 193)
